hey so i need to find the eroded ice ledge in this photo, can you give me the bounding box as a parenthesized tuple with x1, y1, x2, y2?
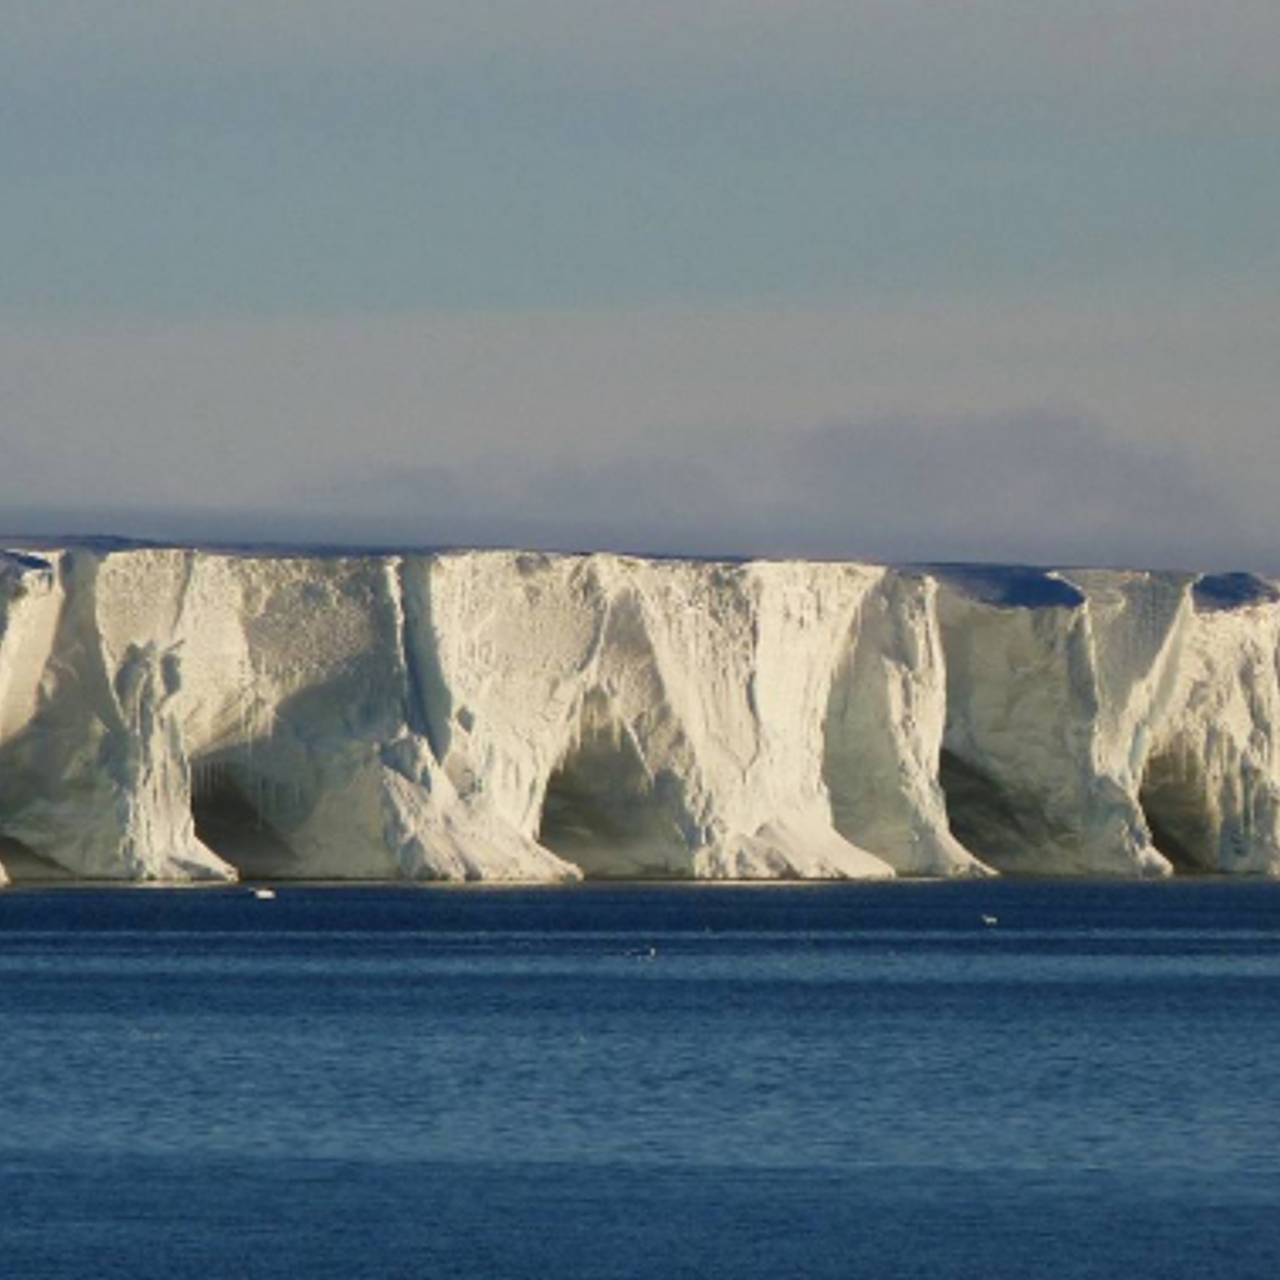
(2, 544, 1279, 884)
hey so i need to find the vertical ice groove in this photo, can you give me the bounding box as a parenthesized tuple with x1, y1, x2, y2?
(397, 554, 451, 759)
(1133, 572, 1280, 873)
(0, 548, 231, 881)
(934, 565, 1174, 876)
(824, 570, 991, 876)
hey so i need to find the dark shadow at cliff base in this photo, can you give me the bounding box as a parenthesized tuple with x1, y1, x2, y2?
(191, 769, 302, 880)
(1139, 748, 1217, 874)
(538, 713, 691, 879)
(938, 749, 1070, 874)
(0, 835, 74, 883)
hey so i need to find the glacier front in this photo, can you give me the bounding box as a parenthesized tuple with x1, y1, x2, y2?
(2, 543, 1279, 884)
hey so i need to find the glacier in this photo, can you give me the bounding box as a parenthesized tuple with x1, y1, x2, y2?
(2, 543, 1280, 884)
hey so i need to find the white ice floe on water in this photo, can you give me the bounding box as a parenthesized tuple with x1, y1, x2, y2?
(2, 544, 1280, 882)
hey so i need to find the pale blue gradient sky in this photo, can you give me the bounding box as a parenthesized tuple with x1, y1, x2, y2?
(3, 2, 1278, 566)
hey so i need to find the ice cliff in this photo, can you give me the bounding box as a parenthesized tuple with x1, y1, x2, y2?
(2, 543, 1280, 884)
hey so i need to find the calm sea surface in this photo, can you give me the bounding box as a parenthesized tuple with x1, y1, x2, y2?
(2, 880, 1279, 1279)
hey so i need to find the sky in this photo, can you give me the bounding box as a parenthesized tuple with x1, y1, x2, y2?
(3, 2, 1279, 568)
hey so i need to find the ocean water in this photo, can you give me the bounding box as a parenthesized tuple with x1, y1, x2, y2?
(2, 880, 1279, 1279)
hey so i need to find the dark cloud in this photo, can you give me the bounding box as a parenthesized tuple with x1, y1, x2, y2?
(2, 401, 1269, 573)
(523, 413, 1248, 570)
(16, 410, 1243, 573)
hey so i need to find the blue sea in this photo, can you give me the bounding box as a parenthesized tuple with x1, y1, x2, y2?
(2, 880, 1279, 1279)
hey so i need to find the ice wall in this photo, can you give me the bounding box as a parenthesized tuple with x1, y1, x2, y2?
(1139, 574, 1280, 874)
(936, 567, 1180, 876)
(407, 553, 926, 880)
(934, 566, 1280, 876)
(3, 543, 1280, 882)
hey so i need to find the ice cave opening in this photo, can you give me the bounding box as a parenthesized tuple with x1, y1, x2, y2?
(937, 748, 1047, 872)
(1138, 745, 1217, 874)
(537, 715, 690, 878)
(190, 758, 300, 879)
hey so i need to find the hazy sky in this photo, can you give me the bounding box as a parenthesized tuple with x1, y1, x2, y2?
(4, 2, 1278, 567)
